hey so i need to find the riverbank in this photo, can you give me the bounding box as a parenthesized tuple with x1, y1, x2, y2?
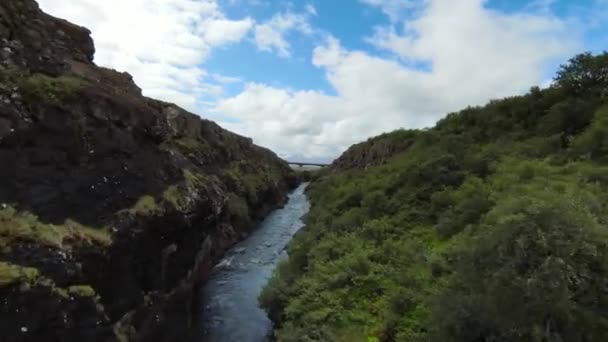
(202, 184, 310, 342)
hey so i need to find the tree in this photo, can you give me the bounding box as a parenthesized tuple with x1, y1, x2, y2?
(431, 188, 608, 342)
(554, 52, 608, 96)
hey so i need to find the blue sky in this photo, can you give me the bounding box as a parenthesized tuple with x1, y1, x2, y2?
(207, 0, 389, 95)
(209, 0, 606, 99)
(40, 0, 608, 161)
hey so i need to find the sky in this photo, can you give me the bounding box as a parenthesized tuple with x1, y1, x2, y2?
(38, 0, 608, 162)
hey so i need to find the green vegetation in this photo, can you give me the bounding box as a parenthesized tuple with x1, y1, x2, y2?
(224, 160, 283, 205)
(0, 262, 40, 287)
(226, 192, 250, 224)
(0, 263, 102, 317)
(162, 186, 182, 209)
(184, 169, 206, 189)
(124, 170, 215, 216)
(173, 136, 212, 155)
(67, 285, 96, 298)
(125, 191, 181, 215)
(0, 207, 111, 250)
(260, 52, 608, 341)
(20, 73, 83, 105)
(129, 195, 160, 215)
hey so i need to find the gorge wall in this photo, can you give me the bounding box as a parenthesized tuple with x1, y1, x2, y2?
(0, 1, 297, 341)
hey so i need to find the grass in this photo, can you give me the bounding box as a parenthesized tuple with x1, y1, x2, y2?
(0, 262, 40, 287)
(226, 193, 250, 222)
(20, 73, 83, 105)
(0, 207, 111, 250)
(125, 191, 178, 216)
(0, 264, 102, 318)
(184, 169, 206, 189)
(123, 168, 257, 218)
(128, 195, 159, 215)
(173, 137, 211, 154)
(63, 219, 112, 246)
(223, 161, 278, 204)
(68, 285, 96, 297)
(125, 172, 204, 216)
(162, 186, 181, 209)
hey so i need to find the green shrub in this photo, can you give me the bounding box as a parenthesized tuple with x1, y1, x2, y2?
(260, 52, 608, 342)
(162, 186, 182, 209)
(0, 206, 111, 250)
(430, 186, 608, 342)
(0, 262, 40, 287)
(68, 285, 96, 298)
(226, 193, 250, 223)
(20, 73, 83, 105)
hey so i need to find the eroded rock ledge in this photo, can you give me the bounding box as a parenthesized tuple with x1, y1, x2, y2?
(0, 1, 297, 341)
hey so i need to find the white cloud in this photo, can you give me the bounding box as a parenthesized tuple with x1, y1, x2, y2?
(305, 4, 318, 16)
(211, 74, 242, 84)
(217, 0, 578, 161)
(37, 0, 253, 113)
(203, 18, 254, 46)
(254, 12, 313, 57)
(36, 0, 592, 162)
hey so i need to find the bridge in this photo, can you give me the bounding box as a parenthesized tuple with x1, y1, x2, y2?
(286, 161, 331, 168)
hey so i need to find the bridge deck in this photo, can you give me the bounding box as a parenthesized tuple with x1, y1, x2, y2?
(286, 161, 330, 167)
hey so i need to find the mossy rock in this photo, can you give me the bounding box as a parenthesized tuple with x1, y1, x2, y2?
(0, 262, 40, 287)
(125, 183, 192, 216)
(184, 169, 206, 189)
(173, 137, 211, 154)
(67, 285, 96, 298)
(223, 161, 276, 204)
(128, 195, 160, 216)
(20, 73, 84, 106)
(126, 184, 191, 216)
(0, 65, 23, 84)
(162, 186, 182, 209)
(0, 206, 111, 250)
(226, 193, 250, 222)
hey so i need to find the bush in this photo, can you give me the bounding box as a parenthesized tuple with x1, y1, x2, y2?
(226, 193, 251, 224)
(0, 262, 40, 287)
(260, 52, 608, 342)
(68, 285, 96, 298)
(20, 73, 83, 106)
(572, 106, 608, 160)
(431, 187, 608, 342)
(435, 177, 492, 238)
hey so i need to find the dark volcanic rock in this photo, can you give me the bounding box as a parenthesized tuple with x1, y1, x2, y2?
(329, 129, 417, 171)
(0, 283, 114, 342)
(0, 1, 297, 341)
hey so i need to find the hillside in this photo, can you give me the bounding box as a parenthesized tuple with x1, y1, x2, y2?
(0, 1, 296, 341)
(260, 52, 608, 341)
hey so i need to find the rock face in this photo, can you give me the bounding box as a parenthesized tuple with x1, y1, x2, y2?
(0, 1, 297, 341)
(330, 130, 417, 171)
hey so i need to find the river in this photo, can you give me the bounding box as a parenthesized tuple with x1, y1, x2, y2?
(201, 183, 310, 342)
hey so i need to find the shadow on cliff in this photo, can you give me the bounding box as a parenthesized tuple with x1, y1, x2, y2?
(0, 0, 297, 341)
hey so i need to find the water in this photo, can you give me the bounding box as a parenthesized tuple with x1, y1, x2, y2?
(201, 183, 310, 342)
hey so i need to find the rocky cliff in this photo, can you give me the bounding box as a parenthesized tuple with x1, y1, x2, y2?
(329, 129, 417, 172)
(0, 1, 297, 341)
